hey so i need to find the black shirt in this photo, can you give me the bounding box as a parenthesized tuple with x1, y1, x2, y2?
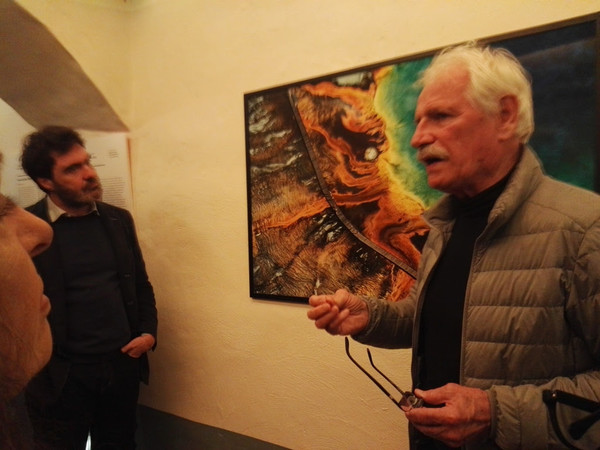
(418, 177, 509, 391)
(413, 177, 509, 450)
(53, 213, 131, 356)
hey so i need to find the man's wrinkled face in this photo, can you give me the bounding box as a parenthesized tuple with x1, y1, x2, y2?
(43, 144, 103, 209)
(410, 67, 507, 199)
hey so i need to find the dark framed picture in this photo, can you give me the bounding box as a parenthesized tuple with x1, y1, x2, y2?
(244, 13, 599, 303)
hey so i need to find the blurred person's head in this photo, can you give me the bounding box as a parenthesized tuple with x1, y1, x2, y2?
(0, 195, 53, 399)
(21, 126, 102, 215)
(0, 154, 53, 448)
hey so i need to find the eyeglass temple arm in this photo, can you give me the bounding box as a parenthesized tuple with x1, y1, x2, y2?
(367, 346, 424, 411)
(570, 407, 600, 440)
(543, 389, 600, 441)
(344, 337, 403, 408)
(366, 348, 407, 396)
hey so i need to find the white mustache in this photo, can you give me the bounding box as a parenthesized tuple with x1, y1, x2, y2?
(417, 145, 449, 164)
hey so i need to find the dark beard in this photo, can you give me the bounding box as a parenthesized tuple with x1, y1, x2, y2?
(53, 183, 103, 210)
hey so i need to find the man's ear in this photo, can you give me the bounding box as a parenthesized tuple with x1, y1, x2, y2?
(36, 177, 54, 193)
(497, 95, 519, 141)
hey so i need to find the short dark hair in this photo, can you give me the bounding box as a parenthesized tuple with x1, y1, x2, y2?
(21, 126, 85, 188)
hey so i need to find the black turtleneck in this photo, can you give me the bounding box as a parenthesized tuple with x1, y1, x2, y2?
(417, 176, 509, 391)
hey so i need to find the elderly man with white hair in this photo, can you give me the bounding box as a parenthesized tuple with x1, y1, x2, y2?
(308, 42, 600, 449)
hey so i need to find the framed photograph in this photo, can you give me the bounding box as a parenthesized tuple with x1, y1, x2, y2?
(244, 13, 599, 303)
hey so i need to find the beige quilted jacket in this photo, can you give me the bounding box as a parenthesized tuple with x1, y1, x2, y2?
(357, 148, 600, 449)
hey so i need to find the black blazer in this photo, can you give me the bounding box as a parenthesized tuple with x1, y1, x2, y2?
(26, 198, 158, 403)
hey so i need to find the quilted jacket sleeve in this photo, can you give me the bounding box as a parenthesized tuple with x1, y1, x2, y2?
(490, 217, 600, 449)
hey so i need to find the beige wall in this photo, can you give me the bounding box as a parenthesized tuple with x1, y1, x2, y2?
(14, 1, 600, 448)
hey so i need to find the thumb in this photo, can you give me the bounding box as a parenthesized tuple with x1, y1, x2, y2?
(413, 388, 446, 407)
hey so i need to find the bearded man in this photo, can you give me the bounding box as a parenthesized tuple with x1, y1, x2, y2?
(21, 126, 158, 450)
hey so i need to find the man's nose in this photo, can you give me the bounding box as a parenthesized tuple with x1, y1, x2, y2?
(83, 163, 98, 179)
(19, 209, 53, 257)
(410, 121, 432, 150)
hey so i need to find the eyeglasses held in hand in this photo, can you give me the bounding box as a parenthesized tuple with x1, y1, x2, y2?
(344, 337, 423, 412)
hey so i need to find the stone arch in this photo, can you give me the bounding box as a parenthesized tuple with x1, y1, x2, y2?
(0, 0, 127, 131)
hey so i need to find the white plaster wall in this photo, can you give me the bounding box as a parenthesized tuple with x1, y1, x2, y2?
(15, 1, 600, 449)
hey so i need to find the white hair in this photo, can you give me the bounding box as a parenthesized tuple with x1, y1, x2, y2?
(420, 42, 534, 144)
